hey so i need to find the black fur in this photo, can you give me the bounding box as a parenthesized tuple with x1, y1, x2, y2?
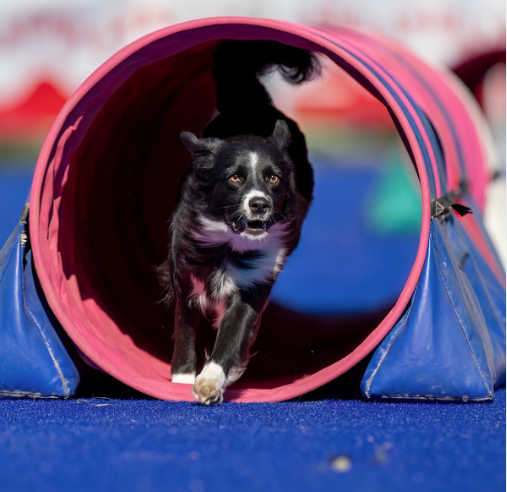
(160, 40, 320, 404)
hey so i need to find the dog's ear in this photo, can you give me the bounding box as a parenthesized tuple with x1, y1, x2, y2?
(180, 132, 224, 179)
(180, 132, 223, 157)
(266, 120, 292, 152)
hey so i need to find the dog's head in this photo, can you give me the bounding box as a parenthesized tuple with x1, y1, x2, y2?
(180, 120, 294, 244)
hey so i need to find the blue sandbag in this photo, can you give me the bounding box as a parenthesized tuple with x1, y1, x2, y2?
(0, 200, 80, 397)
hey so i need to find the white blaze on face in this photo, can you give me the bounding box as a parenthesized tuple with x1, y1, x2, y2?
(249, 151, 258, 171)
(241, 151, 272, 219)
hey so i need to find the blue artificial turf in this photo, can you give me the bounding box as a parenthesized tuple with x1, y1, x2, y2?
(0, 389, 505, 492)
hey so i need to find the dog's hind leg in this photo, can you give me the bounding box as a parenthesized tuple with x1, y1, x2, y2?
(193, 288, 270, 405)
(171, 287, 200, 385)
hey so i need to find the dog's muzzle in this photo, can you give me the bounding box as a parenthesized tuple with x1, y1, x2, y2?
(231, 194, 274, 236)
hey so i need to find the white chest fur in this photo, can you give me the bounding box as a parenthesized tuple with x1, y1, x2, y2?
(189, 215, 288, 326)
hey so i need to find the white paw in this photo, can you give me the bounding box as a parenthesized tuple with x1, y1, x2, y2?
(192, 362, 226, 405)
(171, 373, 196, 384)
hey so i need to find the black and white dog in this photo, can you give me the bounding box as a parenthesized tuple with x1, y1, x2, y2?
(162, 40, 320, 404)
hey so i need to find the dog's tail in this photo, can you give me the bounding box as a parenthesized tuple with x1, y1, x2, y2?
(212, 40, 321, 113)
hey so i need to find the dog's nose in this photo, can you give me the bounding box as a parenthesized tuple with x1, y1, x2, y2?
(249, 196, 271, 215)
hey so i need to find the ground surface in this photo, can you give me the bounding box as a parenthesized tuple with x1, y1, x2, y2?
(0, 390, 505, 492)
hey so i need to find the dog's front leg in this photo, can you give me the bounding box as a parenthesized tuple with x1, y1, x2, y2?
(171, 281, 200, 385)
(193, 288, 270, 405)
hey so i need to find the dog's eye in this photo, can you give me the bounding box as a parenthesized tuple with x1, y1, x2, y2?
(229, 174, 241, 183)
(268, 175, 279, 184)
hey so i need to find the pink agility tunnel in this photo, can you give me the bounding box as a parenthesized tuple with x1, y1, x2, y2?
(29, 18, 505, 402)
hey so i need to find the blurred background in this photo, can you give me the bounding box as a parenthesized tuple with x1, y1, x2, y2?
(0, 1, 503, 145)
(0, 0, 505, 312)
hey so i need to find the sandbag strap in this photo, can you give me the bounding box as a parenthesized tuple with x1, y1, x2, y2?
(431, 196, 473, 220)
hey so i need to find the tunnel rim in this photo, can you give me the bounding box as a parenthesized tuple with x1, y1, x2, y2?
(29, 17, 432, 402)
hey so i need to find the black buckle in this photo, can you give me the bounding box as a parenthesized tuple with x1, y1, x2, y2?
(431, 196, 473, 219)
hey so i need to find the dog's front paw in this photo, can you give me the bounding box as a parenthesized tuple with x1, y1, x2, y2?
(193, 378, 223, 405)
(192, 362, 226, 405)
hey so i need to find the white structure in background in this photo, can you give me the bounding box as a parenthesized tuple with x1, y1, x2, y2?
(482, 64, 506, 267)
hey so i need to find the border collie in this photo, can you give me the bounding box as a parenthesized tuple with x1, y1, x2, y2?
(162, 40, 320, 404)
